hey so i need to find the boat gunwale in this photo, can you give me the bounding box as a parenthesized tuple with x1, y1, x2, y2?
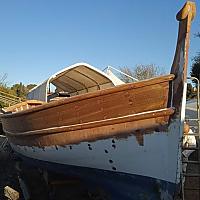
(1, 74, 175, 119)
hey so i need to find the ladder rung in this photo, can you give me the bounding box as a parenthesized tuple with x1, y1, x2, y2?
(191, 127, 199, 130)
(184, 187, 200, 190)
(182, 160, 200, 164)
(182, 146, 199, 150)
(183, 173, 200, 177)
(186, 119, 199, 121)
(183, 133, 200, 136)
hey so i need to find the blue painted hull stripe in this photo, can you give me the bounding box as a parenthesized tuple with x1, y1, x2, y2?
(18, 154, 179, 200)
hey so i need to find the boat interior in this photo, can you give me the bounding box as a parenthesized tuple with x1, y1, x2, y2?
(27, 63, 125, 103)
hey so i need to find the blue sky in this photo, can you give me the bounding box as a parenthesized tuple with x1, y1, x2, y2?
(0, 0, 200, 85)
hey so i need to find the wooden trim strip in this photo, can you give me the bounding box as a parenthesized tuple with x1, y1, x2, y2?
(2, 74, 175, 119)
(5, 107, 174, 137)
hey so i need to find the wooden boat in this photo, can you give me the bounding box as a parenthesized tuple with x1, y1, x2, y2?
(0, 2, 196, 199)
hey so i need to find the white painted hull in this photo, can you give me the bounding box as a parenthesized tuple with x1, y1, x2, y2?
(11, 122, 181, 185)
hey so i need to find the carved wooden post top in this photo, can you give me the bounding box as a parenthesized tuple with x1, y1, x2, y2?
(170, 1, 196, 114)
(176, 1, 196, 21)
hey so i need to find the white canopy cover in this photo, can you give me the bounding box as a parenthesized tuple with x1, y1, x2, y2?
(27, 63, 124, 102)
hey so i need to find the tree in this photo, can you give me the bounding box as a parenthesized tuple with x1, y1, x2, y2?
(0, 73, 12, 94)
(190, 53, 200, 83)
(26, 84, 37, 91)
(0, 73, 7, 85)
(0, 74, 37, 107)
(195, 32, 200, 38)
(119, 66, 135, 83)
(186, 83, 196, 99)
(190, 32, 200, 84)
(0, 74, 12, 107)
(11, 82, 29, 99)
(119, 64, 164, 83)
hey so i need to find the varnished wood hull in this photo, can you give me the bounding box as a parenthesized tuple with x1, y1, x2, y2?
(2, 75, 174, 147)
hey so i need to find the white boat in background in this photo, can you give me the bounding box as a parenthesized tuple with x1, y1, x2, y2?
(0, 2, 196, 199)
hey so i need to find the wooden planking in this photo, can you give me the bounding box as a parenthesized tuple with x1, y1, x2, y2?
(2, 80, 171, 134)
(4, 186, 19, 200)
(7, 108, 174, 147)
(7, 108, 174, 136)
(1, 74, 174, 119)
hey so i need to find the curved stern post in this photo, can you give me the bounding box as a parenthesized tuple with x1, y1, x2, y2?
(170, 1, 196, 112)
(169, 1, 196, 192)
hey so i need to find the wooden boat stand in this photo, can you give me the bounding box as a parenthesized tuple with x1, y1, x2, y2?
(15, 159, 109, 200)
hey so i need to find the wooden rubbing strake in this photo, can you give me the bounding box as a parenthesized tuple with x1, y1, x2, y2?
(6, 107, 175, 147)
(6, 107, 175, 137)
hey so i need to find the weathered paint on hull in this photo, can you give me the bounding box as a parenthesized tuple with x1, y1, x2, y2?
(17, 152, 178, 200)
(10, 125, 181, 185)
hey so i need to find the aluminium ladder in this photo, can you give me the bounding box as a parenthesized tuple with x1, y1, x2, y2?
(182, 77, 200, 200)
